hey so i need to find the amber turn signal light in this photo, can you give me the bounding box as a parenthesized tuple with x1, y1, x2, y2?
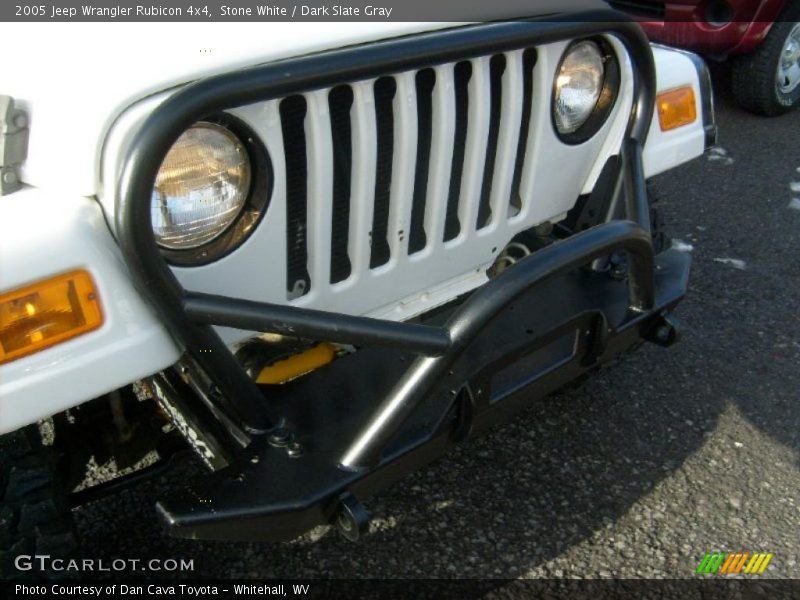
(657, 86, 697, 132)
(0, 270, 104, 365)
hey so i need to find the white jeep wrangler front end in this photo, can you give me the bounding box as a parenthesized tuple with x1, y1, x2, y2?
(0, 10, 713, 554)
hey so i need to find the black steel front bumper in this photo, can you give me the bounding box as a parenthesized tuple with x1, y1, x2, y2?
(156, 225, 689, 541)
(115, 14, 692, 541)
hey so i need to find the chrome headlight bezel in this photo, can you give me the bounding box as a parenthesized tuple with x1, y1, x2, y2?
(154, 113, 272, 267)
(552, 38, 621, 145)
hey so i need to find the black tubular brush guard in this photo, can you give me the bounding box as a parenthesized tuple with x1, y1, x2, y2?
(116, 13, 694, 541)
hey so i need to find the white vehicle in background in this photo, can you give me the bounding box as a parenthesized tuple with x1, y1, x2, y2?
(0, 4, 714, 571)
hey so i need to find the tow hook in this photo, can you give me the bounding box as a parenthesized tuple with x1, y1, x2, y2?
(335, 493, 370, 542)
(645, 313, 682, 347)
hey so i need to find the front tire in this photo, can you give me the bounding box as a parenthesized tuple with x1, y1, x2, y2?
(0, 426, 77, 579)
(731, 7, 800, 116)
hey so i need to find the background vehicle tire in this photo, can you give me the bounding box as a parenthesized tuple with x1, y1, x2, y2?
(0, 426, 77, 579)
(731, 6, 800, 116)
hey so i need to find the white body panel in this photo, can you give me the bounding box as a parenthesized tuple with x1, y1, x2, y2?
(0, 22, 452, 198)
(643, 47, 708, 178)
(0, 189, 181, 435)
(0, 24, 709, 433)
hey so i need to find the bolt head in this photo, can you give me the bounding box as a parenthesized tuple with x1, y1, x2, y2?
(267, 428, 292, 447)
(609, 265, 627, 281)
(13, 113, 28, 129)
(337, 512, 353, 532)
(287, 441, 304, 458)
(2, 171, 17, 185)
(656, 325, 672, 344)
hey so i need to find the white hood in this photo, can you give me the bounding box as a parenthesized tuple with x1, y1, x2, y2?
(2, 22, 453, 196)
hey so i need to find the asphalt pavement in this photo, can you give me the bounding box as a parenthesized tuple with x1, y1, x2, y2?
(74, 65, 800, 583)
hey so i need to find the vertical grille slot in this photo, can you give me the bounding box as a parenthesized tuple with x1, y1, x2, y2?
(279, 95, 310, 298)
(457, 56, 491, 238)
(444, 61, 472, 242)
(328, 85, 354, 283)
(509, 49, 536, 217)
(476, 54, 507, 230)
(370, 77, 397, 268)
(408, 68, 436, 255)
(487, 50, 525, 227)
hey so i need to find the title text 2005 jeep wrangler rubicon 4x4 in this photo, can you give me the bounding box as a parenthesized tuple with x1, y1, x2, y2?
(0, 5, 714, 560)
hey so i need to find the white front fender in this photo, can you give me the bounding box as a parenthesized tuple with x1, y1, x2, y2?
(643, 44, 716, 178)
(0, 189, 180, 434)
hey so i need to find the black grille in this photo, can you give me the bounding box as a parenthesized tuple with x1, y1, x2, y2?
(328, 86, 354, 284)
(409, 68, 436, 255)
(279, 95, 310, 298)
(277, 50, 540, 299)
(370, 77, 397, 268)
(476, 54, 507, 230)
(444, 61, 472, 242)
(509, 49, 537, 217)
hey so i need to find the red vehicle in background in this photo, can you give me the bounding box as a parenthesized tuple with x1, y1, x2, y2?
(609, 0, 800, 115)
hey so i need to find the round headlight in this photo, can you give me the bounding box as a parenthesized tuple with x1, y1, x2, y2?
(554, 41, 606, 136)
(151, 122, 251, 250)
